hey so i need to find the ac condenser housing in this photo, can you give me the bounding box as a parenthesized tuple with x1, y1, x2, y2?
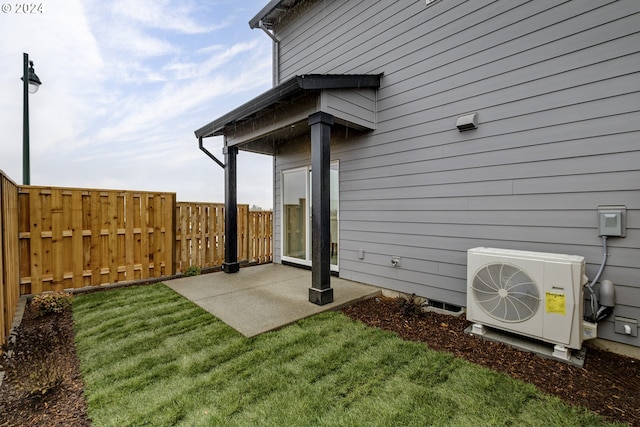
(467, 247, 588, 350)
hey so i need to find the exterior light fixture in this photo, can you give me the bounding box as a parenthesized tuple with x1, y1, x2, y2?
(23, 58, 42, 93)
(21, 52, 42, 185)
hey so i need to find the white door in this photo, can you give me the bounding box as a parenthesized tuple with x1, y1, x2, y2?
(282, 162, 339, 270)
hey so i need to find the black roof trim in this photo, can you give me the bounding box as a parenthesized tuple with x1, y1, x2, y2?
(194, 74, 381, 139)
(295, 74, 381, 90)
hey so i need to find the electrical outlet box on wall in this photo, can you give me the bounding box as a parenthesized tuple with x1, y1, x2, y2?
(598, 205, 626, 237)
(615, 317, 638, 337)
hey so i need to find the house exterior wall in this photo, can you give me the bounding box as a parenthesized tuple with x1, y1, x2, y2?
(270, 0, 640, 347)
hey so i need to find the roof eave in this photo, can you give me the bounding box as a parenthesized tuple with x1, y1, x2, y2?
(249, 0, 302, 30)
(194, 76, 300, 139)
(194, 74, 381, 139)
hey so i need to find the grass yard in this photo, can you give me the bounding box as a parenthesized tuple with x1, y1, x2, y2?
(73, 284, 616, 427)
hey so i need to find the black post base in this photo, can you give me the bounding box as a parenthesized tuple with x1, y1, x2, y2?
(309, 287, 334, 306)
(222, 262, 240, 274)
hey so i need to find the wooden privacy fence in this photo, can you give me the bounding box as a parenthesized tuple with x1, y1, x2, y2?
(1, 170, 20, 349)
(16, 192, 275, 296)
(175, 203, 273, 271)
(1, 181, 273, 348)
(18, 186, 176, 295)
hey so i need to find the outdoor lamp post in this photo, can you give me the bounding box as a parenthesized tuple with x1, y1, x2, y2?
(21, 52, 42, 185)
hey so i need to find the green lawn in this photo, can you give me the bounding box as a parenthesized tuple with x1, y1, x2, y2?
(73, 284, 617, 427)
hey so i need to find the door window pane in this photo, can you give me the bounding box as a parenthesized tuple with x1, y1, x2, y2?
(283, 170, 307, 260)
(282, 163, 338, 268)
(330, 163, 339, 266)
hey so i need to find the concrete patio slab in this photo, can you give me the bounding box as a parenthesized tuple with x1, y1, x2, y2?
(165, 263, 380, 337)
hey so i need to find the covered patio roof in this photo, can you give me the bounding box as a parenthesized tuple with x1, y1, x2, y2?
(194, 74, 381, 154)
(193, 73, 381, 305)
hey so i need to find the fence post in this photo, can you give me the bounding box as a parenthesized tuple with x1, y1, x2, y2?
(167, 192, 176, 276)
(1, 171, 20, 349)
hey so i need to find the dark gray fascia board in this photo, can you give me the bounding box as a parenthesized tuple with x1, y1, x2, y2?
(194, 74, 381, 139)
(296, 74, 381, 90)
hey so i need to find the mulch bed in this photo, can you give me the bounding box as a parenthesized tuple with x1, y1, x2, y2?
(0, 306, 90, 427)
(1, 294, 639, 426)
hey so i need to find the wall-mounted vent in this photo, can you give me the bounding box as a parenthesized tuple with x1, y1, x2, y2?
(456, 113, 478, 131)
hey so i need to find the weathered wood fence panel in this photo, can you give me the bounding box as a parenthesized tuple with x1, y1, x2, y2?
(18, 187, 176, 294)
(249, 210, 273, 264)
(0, 170, 20, 348)
(175, 203, 273, 271)
(175, 202, 225, 271)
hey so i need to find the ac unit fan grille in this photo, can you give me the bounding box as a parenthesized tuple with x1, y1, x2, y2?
(472, 263, 539, 322)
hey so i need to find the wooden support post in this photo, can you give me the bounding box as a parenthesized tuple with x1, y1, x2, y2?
(223, 144, 240, 273)
(308, 111, 334, 305)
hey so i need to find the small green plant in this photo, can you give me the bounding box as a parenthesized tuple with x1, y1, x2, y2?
(30, 292, 73, 317)
(183, 265, 202, 276)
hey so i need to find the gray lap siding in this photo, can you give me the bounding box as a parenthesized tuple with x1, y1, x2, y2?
(271, 0, 640, 346)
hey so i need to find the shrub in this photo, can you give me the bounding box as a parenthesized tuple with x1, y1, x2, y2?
(183, 265, 202, 276)
(399, 293, 425, 317)
(24, 361, 66, 398)
(30, 292, 73, 317)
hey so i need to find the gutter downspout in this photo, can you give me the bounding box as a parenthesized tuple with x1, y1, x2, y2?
(197, 136, 240, 274)
(198, 136, 225, 169)
(257, 20, 280, 86)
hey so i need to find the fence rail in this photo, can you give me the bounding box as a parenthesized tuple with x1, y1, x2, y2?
(1, 170, 20, 349)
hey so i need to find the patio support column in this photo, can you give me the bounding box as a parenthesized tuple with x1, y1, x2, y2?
(308, 111, 334, 305)
(223, 143, 240, 273)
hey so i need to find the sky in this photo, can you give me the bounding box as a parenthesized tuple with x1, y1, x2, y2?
(0, 0, 275, 209)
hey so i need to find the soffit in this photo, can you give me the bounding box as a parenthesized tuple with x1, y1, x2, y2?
(194, 74, 381, 144)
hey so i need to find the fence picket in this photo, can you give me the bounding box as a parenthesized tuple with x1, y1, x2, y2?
(125, 192, 135, 281)
(28, 189, 43, 294)
(139, 193, 150, 277)
(71, 191, 83, 289)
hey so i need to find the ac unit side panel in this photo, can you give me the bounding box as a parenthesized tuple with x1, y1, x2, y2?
(541, 260, 585, 349)
(541, 261, 575, 347)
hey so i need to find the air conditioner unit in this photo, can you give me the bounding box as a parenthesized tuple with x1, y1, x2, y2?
(467, 248, 592, 358)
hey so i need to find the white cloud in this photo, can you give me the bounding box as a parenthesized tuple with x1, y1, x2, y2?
(0, 0, 275, 209)
(79, 42, 271, 147)
(108, 25, 177, 58)
(111, 0, 227, 34)
(0, 0, 104, 156)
